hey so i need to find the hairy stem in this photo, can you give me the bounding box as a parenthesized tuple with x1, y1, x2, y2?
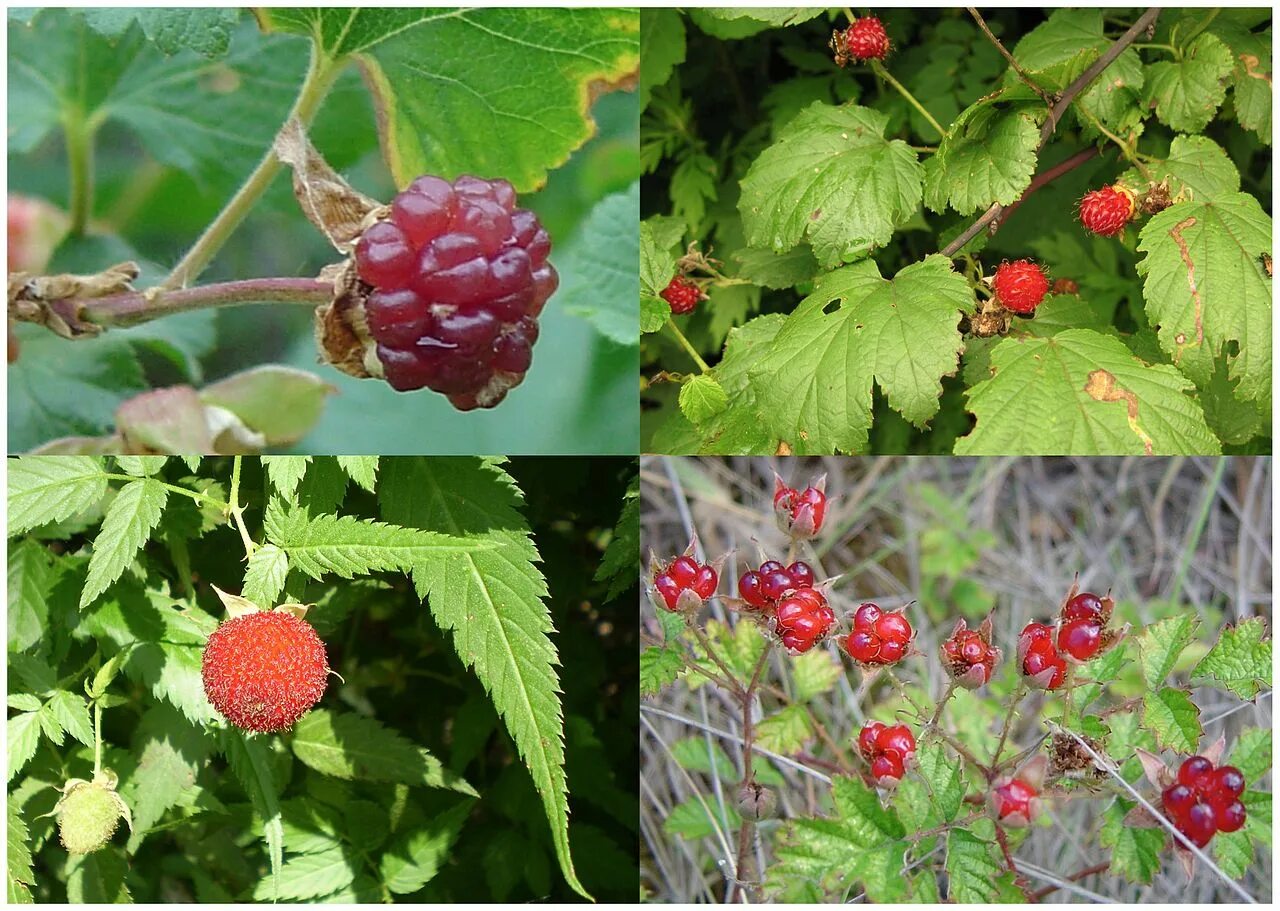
(92, 702, 103, 776)
(63, 110, 94, 235)
(160, 46, 342, 290)
(1029, 862, 1111, 901)
(688, 622, 745, 697)
(103, 474, 227, 510)
(991, 685, 1027, 770)
(870, 59, 946, 138)
(228, 456, 257, 559)
(728, 643, 773, 903)
(665, 318, 712, 374)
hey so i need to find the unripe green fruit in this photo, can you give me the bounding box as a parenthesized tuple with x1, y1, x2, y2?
(57, 782, 125, 854)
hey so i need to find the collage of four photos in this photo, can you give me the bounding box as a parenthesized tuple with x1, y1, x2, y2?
(5, 5, 1273, 905)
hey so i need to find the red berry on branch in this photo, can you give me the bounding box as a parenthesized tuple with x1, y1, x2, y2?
(853, 602, 882, 631)
(1062, 591, 1104, 622)
(1079, 185, 1136, 237)
(738, 570, 768, 609)
(1177, 755, 1215, 791)
(844, 630, 881, 662)
(858, 721, 886, 759)
(844, 16, 890, 61)
(875, 724, 916, 761)
(649, 550, 719, 613)
(992, 778, 1040, 825)
(1213, 766, 1246, 798)
(1213, 800, 1246, 833)
(1183, 802, 1217, 847)
(654, 573, 681, 611)
(786, 561, 815, 588)
(668, 556, 699, 588)
(991, 259, 1049, 315)
(1058, 617, 1103, 662)
(774, 586, 835, 654)
(773, 475, 827, 539)
(661, 276, 703, 315)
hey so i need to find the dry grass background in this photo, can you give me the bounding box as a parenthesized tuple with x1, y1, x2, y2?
(639, 456, 1271, 903)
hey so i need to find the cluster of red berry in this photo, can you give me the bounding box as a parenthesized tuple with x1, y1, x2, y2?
(940, 617, 1000, 687)
(738, 560, 815, 610)
(842, 602, 914, 665)
(1162, 756, 1247, 847)
(774, 587, 836, 654)
(1018, 591, 1113, 690)
(660, 275, 704, 315)
(652, 555, 718, 612)
(858, 720, 916, 785)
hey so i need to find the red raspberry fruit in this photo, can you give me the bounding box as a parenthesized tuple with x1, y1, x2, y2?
(858, 720, 886, 760)
(871, 752, 904, 780)
(857, 720, 915, 785)
(992, 778, 1039, 825)
(844, 16, 890, 61)
(1213, 766, 1245, 798)
(774, 587, 835, 654)
(1019, 622, 1066, 689)
(1213, 799, 1247, 833)
(652, 555, 719, 611)
(1164, 755, 1249, 846)
(201, 610, 330, 733)
(1182, 802, 1217, 847)
(875, 724, 916, 761)
(844, 602, 913, 666)
(661, 276, 703, 315)
(1177, 755, 1215, 791)
(354, 174, 557, 410)
(1057, 617, 1103, 662)
(1078, 185, 1136, 237)
(737, 560, 814, 611)
(991, 259, 1049, 315)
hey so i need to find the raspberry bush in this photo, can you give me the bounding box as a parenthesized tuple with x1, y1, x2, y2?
(8, 8, 640, 453)
(640, 456, 1271, 902)
(640, 8, 1272, 455)
(8, 455, 640, 902)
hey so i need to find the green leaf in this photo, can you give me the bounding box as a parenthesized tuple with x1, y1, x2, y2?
(123, 705, 213, 853)
(7, 800, 36, 903)
(1192, 617, 1271, 699)
(640, 644, 685, 695)
(81, 480, 169, 608)
(378, 798, 474, 894)
(7, 540, 52, 653)
(376, 458, 587, 899)
(663, 796, 738, 840)
(242, 544, 289, 608)
(334, 456, 378, 493)
(1099, 798, 1164, 883)
(749, 256, 972, 454)
(259, 9, 638, 192)
(755, 704, 813, 755)
(944, 828, 1003, 901)
(640, 220, 678, 333)
(1143, 33, 1234, 133)
(6, 713, 41, 783)
(66, 852, 130, 903)
(1141, 687, 1201, 752)
(923, 99, 1043, 215)
(7, 456, 109, 536)
(291, 709, 475, 795)
(639, 9, 685, 109)
(1126, 135, 1240, 202)
(225, 733, 284, 901)
(44, 691, 93, 748)
(1135, 192, 1272, 407)
(702, 8, 826, 27)
(733, 244, 820, 290)
(559, 183, 641, 345)
(740, 102, 924, 268)
(790, 647, 842, 702)
(73, 8, 243, 57)
(593, 473, 639, 602)
(955, 329, 1221, 455)
(251, 845, 356, 901)
(264, 456, 311, 500)
(678, 375, 729, 424)
(199, 367, 334, 448)
(1134, 615, 1198, 690)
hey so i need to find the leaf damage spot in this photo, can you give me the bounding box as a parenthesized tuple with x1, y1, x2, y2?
(1084, 369, 1154, 455)
(810, 209, 822, 221)
(1165, 214, 1204, 349)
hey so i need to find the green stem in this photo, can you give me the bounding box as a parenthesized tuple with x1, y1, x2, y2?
(63, 109, 94, 235)
(92, 702, 103, 776)
(870, 60, 945, 139)
(1170, 459, 1227, 606)
(228, 456, 257, 559)
(102, 474, 227, 509)
(666, 318, 712, 374)
(991, 685, 1027, 769)
(159, 45, 342, 290)
(1178, 9, 1219, 48)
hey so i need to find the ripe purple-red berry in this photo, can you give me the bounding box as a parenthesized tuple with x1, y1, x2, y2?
(354, 174, 557, 410)
(1079, 185, 1136, 237)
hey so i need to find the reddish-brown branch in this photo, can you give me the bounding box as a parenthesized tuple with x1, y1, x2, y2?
(1029, 861, 1111, 900)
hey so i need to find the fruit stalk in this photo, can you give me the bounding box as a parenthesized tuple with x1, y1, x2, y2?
(728, 642, 773, 903)
(228, 456, 257, 559)
(665, 317, 712, 374)
(160, 45, 342, 290)
(869, 59, 945, 139)
(63, 109, 94, 235)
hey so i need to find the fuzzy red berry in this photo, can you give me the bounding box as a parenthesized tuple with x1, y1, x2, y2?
(774, 587, 835, 654)
(858, 720, 914, 785)
(844, 16, 890, 61)
(201, 609, 330, 734)
(773, 476, 827, 539)
(991, 259, 1049, 315)
(1057, 617, 1103, 662)
(353, 174, 555, 410)
(1078, 185, 1136, 237)
(661, 276, 703, 315)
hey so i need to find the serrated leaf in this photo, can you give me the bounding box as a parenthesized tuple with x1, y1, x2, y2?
(124, 705, 212, 853)
(1127, 135, 1240, 202)
(559, 183, 641, 345)
(640, 644, 685, 695)
(923, 101, 1042, 215)
(732, 244, 820, 290)
(242, 544, 289, 608)
(740, 102, 924, 268)
(640, 220, 678, 333)
(44, 691, 93, 748)
(749, 256, 972, 454)
(1143, 33, 1234, 133)
(334, 456, 378, 493)
(291, 709, 475, 795)
(81, 480, 169, 607)
(593, 473, 639, 602)
(264, 456, 311, 500)
(8, 540, 51, 653)
(1141, 687, 1201, 751)
(225, 733, 284, 901)
(945, 828, 1002, 902)
(790, 648, 842, 702)
(251, 845, 356, 901)
(639, 8, 684, 109)
(1192, 617, 1271, 699)
(1099, 798, 1164, 883)
(1135, 193, 1272, 406)
(7, 456, 109, 536)
(378, 798, 473, 894)
(663, 796, 738, 840)
(678, 375, 728, 423)
(260, 9, 638, 192)
(754, 704, 814, 756)
(8, 800, 36, 903)
(73, 8, 242, 58)
(375, 458, 587, 899)
(1135, 615, 1198, 690)
(955, 329, 1221, 455)
(6, 714, 41, 783)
